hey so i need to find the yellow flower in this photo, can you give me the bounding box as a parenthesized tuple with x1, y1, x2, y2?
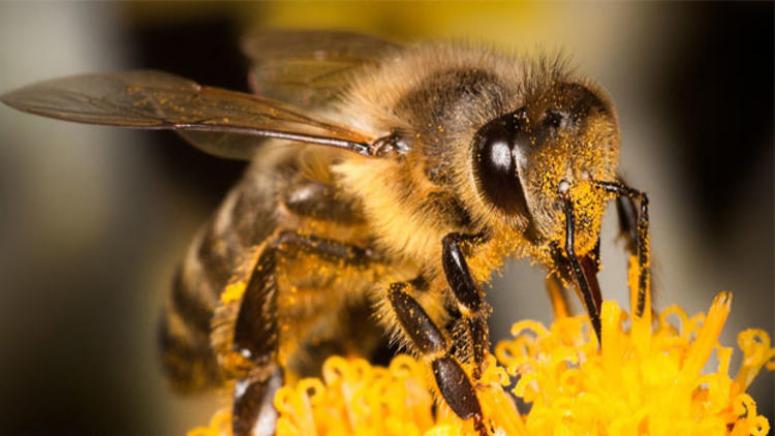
(190, 289, 773, 436)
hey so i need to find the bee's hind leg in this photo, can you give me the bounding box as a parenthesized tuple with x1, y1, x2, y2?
(230, 230, 376, 435)
(228, 235, 283, 436)
(232, 367, 283, 436)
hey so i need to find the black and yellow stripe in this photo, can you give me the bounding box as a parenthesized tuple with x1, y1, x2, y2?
(158, 177, 279, 392)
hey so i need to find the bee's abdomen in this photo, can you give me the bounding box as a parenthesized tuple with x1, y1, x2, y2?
(159, 176, 278, 392)
(158, 262, 223, 392)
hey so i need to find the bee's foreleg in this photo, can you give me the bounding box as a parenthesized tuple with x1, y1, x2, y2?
(441, 233, 490, 380)
(595, 181, 651, 317)
(387, 282, 486, 435)
(559, 197, 603, 342)
(616, 195, 639, 254)
(549, 237, 602, 333)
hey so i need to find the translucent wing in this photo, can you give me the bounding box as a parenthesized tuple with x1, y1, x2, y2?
(242, 30, 401, 108)
(0, 70, 374, 160)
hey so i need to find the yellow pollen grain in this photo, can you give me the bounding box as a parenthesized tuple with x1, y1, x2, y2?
(220, 281, 247, 304)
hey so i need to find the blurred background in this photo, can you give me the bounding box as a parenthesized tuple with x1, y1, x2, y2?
(0, 2, 771, 434)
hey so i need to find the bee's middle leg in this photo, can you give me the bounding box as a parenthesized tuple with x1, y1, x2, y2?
(387, 232, 492, 434)
(441, 233, 490, 380)
(387, 281, 485, 433)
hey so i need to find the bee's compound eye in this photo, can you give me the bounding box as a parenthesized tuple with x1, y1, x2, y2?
(473, 113, 530, 217)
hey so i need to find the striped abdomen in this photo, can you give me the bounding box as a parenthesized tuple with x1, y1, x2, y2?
(158, 166, 280, 392)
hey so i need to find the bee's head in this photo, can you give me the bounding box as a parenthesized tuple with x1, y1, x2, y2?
(471, 81, 619, 254)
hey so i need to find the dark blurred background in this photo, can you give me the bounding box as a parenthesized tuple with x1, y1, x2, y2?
(0, 2, 771, 434)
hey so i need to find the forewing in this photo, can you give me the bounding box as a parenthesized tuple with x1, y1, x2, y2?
(0, 71, 373, 160)
(242, 30, 401, 108)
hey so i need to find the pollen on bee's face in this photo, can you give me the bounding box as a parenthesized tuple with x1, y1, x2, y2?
(566, 181, 607, 248)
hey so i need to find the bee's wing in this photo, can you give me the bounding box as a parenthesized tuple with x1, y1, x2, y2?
(242, 30, 401, 108)
(1, 70, 374, 160)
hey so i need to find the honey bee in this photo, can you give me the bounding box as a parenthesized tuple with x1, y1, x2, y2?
(1, 30, 651, 435)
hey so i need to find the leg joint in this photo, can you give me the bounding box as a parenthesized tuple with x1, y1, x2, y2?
(442, 232, 485, 313)
(388, 283, 447, 355)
